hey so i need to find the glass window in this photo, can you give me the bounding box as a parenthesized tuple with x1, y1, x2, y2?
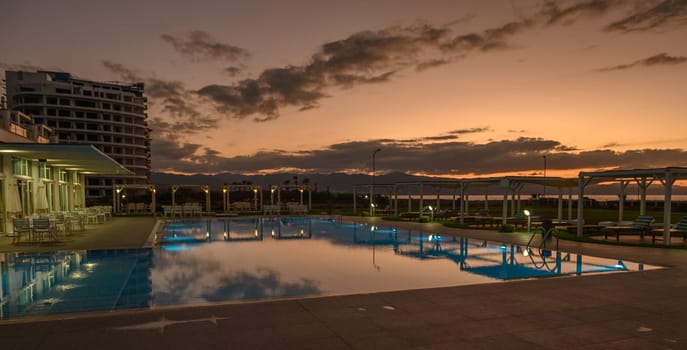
(39, 163, 53, 179)
(59, 170, 68, 182)
(12, 158, 30, 176)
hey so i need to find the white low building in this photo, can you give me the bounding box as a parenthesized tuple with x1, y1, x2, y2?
(0, 143, 131, 235)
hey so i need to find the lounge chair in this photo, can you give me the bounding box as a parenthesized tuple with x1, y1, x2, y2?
(135, 202, 146, 214)
(12, 218, 31, 243)
(648, 216, 687, 244)
(602, 215, 654, 241)
(33, 218, 57, 241)
(85, 208, 100, 224)
(71, 212, 86, 232)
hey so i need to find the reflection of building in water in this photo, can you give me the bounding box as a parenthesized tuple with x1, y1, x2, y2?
(267, 217, 312, 239)
(348, 227, 637, 280)
(1, 252, 80, 319)
(224, 218, 263, 241)
(0, 249, 153, 320)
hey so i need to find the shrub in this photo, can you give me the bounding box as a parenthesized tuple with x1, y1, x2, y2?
(418, 216, 430, 223)
(500, 224, 515, 233)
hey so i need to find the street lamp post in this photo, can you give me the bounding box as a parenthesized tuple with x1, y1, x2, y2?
(371, 148, 381, 216)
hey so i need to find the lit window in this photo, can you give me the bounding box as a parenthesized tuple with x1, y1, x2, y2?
(12, 158, 30, 176)
(39, 162, 53, 179)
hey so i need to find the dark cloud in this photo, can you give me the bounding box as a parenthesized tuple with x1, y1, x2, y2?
(149, 116, 218, 135)
(596, 53, 687, 71)
(149, 132, 687, 176)
(421, 135, 460, 141)
(440, 20, 530, 53)
(193, 0, 679, 123)
(415, 58, 452, 71)
(196, 20, 534, 122)
(601, 142, 621, 148)
(538, 0, 687, 32)
(102, 60, 215, 124)
(224, 66, 242, 77)
(161, 30, 250, 62)
(542, 0, 618, 25)
(102, 60, 221, 168)
(101, 61, 141, 83)
(153, 252, 320, 305)
(606, 0, 687, 32)
(448, 127, 491, 135)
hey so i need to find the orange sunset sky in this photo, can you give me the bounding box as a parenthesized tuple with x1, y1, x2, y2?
(1, 0, 686, 178)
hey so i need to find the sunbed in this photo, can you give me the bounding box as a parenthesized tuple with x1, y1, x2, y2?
(602, 215, 654, 241)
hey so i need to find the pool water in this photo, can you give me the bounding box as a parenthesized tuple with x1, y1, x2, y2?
(0, 217, 656, 320)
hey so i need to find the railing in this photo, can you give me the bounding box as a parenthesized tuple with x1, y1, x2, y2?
(8, 123, 28, 138)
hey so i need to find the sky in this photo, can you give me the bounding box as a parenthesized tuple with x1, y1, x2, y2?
(1, 0, 687, 178)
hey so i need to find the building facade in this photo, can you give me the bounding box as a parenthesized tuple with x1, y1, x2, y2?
(5, 71, 151, 200)
(0, 109, 54, 144)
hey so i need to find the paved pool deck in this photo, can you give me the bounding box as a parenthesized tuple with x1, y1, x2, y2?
(1, 215, 686, 349)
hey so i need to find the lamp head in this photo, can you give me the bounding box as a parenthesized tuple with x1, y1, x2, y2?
(523, 209, 531, 216)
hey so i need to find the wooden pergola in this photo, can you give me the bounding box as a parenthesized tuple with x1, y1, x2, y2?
(112, 184, 157, 214)
(354, 176, 578, 223)
(577, 167, 687, 245)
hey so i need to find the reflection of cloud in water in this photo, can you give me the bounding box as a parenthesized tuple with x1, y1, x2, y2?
(151, 249, 320, 305)
(203, 268, 320, 301)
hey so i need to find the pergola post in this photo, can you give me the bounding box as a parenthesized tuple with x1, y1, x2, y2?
(172, 185, 178, 216)
(567, 188, 573, 221)
(112, 184, 118, 213)
(662, 171, 675, 246)
(204, 186, 211, 213)
(577, 176, 585, 238)
(510, 188, 516, 217)
(557, 188, 563, 221)
(459, 183, 465, 224)
(353, 186, 357, 214)
(151, 186, 156, 216)
(253, 188, 259, 211)
(465, 194, 470, 216)
(501, 179, 509, 225)
(618, 180, 629, 221)
(223, 185, 228, 212)
(636, 176, 653, 216)
(516, 184, 523, 215)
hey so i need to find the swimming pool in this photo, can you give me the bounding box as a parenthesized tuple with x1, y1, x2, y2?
(0, 217, 656, 320)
